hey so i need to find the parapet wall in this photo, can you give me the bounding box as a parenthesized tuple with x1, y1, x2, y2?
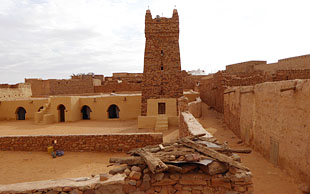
(179, 111, 212, 139)
(188, 97, 202, 118)
(226, 54, 310, 75)
(0, 83, 32, 101)
(94, 80, 141, 93)
(0, 133, 163, 152)
(25, 78, 95, 96)
(224, 79, 310, 183)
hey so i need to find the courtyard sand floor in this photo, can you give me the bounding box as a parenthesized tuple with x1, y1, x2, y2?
(0, 119, 179, 185)
(198, 105, 300, 194)
(0, 120, 142, 136)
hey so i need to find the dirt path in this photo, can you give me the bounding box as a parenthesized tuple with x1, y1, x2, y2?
(198, 105, 299, 194)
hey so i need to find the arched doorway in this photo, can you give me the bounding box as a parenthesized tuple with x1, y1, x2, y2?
(107, 104, 120, 119)
(16, 107, 26, 120)
(57, 104, 66, 122)
(81, 105, 92, 120)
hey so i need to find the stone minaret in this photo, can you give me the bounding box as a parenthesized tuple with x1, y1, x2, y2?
(141, 9, 183, 116)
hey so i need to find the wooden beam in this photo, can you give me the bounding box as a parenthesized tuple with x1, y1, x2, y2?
(135, 148, 168, 174)
(179, 138, 250, 171)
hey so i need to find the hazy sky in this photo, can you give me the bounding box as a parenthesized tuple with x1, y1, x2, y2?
(0, 0, 310, 84)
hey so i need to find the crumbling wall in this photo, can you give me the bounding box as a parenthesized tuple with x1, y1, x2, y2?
(273, 69, 310, 81)
(0, 83, 32, 101)
(0, 133, 163, 152)
(224, 79, 310, 183)
(0, 163, 253, 194)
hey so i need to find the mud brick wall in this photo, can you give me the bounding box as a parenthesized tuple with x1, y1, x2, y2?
(0, 83, 32, 100)
(26, 78, 95, 96)
(273, 69, 310, 81)
(141, 9, 183, 116)
(226, 61, 267, 74)
(224, 79, 310, 183)
(0, 133, 163, 152)
(188, 97, 202, 118)
(94, 80, 141, 93)
(49, 78, 94, 95)
(199, 72, 226, 113)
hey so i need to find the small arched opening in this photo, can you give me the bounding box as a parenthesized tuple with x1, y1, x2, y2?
(81, 105, 92, 120)
(16, 107, 26, 120)
(107, 104, 120, 119)
(57, 104, 66, 122)
(38, 106, 44, 112)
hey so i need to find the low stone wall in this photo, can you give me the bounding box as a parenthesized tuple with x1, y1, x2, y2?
(188, 97, 202, 118)
(179, 111, 212, 139)
(0, 166, 253, 194)
(0, 133, 163, 152)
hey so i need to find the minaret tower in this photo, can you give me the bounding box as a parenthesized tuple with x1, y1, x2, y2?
(140, 9, 183, 118)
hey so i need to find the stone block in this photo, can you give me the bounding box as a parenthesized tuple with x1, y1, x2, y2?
(129, 171, 142, 180)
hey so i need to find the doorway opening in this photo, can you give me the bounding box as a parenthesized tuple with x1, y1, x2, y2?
(81, 105, 92, 120)
(57, 104, 66, 122)
(16, 107, 26, 120)
(107, 104, 120, 119)
(158, 103, 166, 114)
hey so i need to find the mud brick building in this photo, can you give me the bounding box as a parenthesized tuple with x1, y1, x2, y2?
(141, 9, 183, 116)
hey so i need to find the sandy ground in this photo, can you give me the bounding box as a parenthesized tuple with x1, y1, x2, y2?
(197, 105, 300, 194)
(0, 119, 179, 185)
(0, 151, 126, 185)
(0, 120, 147, 135)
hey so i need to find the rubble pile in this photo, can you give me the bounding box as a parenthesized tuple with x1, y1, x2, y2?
(109, 134, 253, 194)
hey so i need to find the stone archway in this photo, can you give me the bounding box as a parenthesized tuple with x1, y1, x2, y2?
(16, 107, 26, 120)
(81, 105, 92, 120)
(107, 104, 120, 119)
(57, 104, 66, 122)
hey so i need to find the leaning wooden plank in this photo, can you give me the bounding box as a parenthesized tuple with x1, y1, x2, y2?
(135, 148, 168, 174)
(109, 156, 145, 165)
(179, 138, 250, 171)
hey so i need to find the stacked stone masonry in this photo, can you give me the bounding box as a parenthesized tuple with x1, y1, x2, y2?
(0, 133, 163, 152)
(141, 9, 183, 115)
